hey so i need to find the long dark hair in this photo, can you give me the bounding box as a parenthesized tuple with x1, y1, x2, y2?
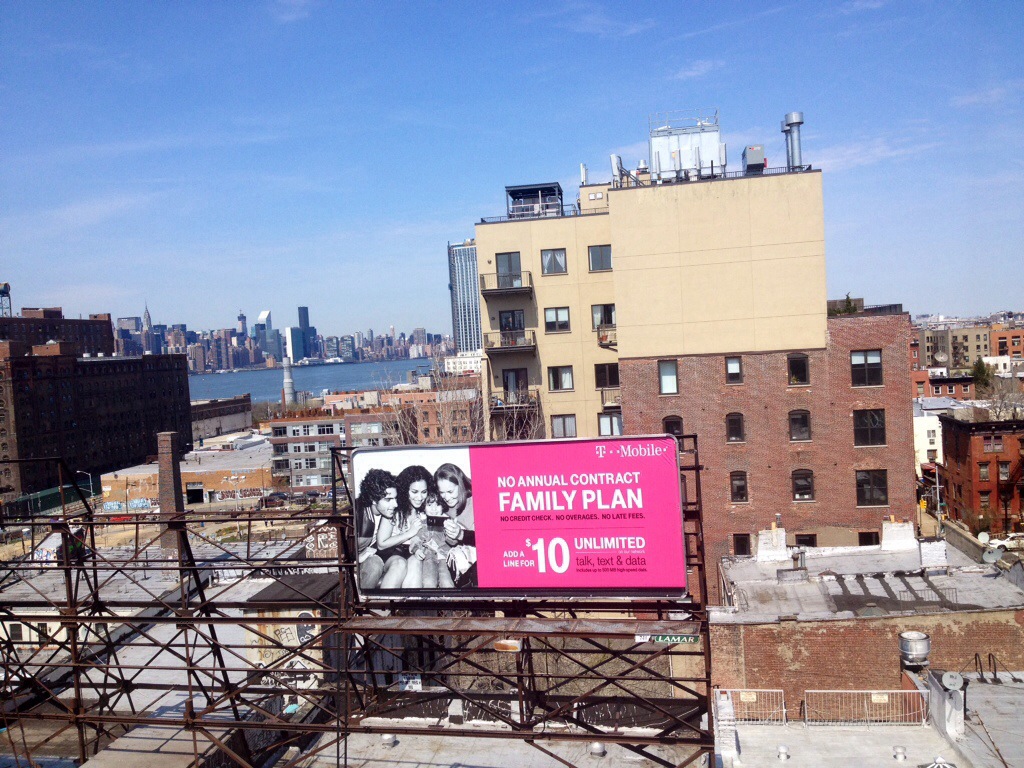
(356, 468, 397, 538)
(395, 464, 434, 528)
(434, 463, 472, 516)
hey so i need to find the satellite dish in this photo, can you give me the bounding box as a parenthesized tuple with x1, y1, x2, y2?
(978, 532, 990, 544)
(934, 352, 949, 363)
(982, 548, 1002, 564)
(941, 672, 964, 691)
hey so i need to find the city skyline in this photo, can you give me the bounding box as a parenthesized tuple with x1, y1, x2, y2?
(3, 2, 1022, 331)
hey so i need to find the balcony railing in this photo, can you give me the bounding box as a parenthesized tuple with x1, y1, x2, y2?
(597, 324, 617, 347)
(601, 387, 622, 410)
(479, 271, 533, 296)
(483, 330, 536, 354)
(490, 387, 540, 412)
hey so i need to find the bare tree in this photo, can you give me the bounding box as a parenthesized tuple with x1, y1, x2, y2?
(978, 376, 1024, 421)
(375, 356, 485, 446)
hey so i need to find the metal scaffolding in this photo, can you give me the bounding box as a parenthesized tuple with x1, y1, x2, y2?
(0, 438, 713, 767)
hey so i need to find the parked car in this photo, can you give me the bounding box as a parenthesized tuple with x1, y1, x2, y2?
(990, 532, 1024, 550)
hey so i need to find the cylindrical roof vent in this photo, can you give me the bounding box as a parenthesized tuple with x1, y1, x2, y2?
(783, 112, 805, 169)
(899, 631, 931, 669)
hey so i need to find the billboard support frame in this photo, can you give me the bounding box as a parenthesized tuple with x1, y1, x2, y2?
(0, 436, 713, 767)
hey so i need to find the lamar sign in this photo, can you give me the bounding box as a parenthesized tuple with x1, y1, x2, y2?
(350, 435, 687, 599)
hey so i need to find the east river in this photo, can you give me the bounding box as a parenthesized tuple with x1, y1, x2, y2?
(187, 359, 427, 402)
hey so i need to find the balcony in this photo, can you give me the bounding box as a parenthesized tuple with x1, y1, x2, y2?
(479, 271, 533, 297)
(483, 330, 536, 355)
(490, 387, 540, 414)
(600, 387, 622, 410)
(597, 324, 617, 348)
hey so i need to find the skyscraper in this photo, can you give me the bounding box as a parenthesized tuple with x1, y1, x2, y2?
(448, 239, 482, 353)
(236, 310, 247, 337)
(297, 306, 316, 359)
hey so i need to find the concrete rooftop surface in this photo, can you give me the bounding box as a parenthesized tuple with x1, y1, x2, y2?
(726, 723, 966, 767)
(713, 536, 1024, 623)
(959, 672, 1024, 768)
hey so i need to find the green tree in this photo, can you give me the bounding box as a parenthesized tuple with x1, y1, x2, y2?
(970, 359, 993, 389)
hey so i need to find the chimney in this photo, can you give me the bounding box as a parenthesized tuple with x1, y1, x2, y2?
(782, 112, 804, 170)
(157, 431, 185, 554)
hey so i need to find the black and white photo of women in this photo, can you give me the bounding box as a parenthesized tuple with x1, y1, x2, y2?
(352, 448, 478, 592)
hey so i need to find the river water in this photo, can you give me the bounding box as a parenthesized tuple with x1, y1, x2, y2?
(187, 359, 428, 403)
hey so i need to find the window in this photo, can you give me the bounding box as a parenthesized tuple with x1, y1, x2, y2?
(851, 349, 883, 386)
(599, 413, 622, 436)
(963, 384, 971, 394)
(548, 366, 574, 391)
(290, 426, 301, 437)
(541, 248, 567, 275)
(595, 363, 619, 388)
(292, 459, 303, 469)
(999, 462, 1011, 481)
(792, 470, 815, 501)
(732, 534, 752, 556)
(983, 435, 1004, 453)
(302, 424, 312, 436)
(291, 444, 302, 453)
(305, 457, 317, 469)
(272, 426, 287, 437)
(591, 303, 616, 329)
(932, 385, 941, 395)
(726, 356, 743, 384)
(947, 385, 955, 394)
(726, 412, 745, 443)
(853, 409, 886, 446)
(588, 244, 612, 271)
(659, 360, 678, 394)
(787, 353, 810, 385)
(305, 444, 317, 452)
(662, 416, 683, 436)
(544, 307, 570, 333)
(551, 415, 577, 438)
(980, 491, 991, 510)
(916, 383, 925, 396)
(927, 449, 937, 462)
(317, 424, 334, 435)
(858, 531, 880, 546)
(795, 534, 818, 548)
(422, 427, 431, 438)
(979, 463, 990, 481)
(730, 472, 749, 502)
(789, 410, 812, 441)
(9, 623, 22, 642)
(856, 469, 889, 506)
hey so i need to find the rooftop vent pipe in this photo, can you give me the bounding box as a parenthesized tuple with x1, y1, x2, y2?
(782, 112, 804, 169)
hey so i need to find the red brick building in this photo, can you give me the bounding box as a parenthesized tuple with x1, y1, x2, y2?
(938, 413, 1024, 535)
(620, 313, 916, 592)
(990, 327, 1024, 360)
(0, 340, 191, 505)
(0, 307, 114, 356)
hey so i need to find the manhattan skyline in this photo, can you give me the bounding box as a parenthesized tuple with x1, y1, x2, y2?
(2, 1, 1022, 332)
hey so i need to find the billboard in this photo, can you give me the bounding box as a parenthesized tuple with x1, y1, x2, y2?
(350, 435, 686, 598)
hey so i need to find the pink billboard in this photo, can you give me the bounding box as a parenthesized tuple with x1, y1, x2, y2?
(350, 435, 686, 597)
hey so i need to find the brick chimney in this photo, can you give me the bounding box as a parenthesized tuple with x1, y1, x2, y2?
(157, 431, 185, 553)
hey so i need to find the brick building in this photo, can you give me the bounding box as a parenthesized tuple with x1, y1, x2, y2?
(923, 374, 975, 400)
(621, 313, 916, 577)
(710, 528, 1024, 713)
(0, 307, 115, 357)
(0, 339, 191, 505)
(191, 394, 253, 442)
(938, 413, 1024, 535)
(269, 411, 347, 490)
(990, 326, 1024, 360)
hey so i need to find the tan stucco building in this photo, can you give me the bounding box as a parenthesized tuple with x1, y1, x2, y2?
(474, 167, 826, 440)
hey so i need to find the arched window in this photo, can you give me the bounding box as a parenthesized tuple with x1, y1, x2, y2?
(789, 409, 811, 441)
(725, 412, 745, 442)
(730, 471, 748, 503)
(787, 353, 810, 385)
(662, 416, 683, 436)
(792, 470, 815, 501)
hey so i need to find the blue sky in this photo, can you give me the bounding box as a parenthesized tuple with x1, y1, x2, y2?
(2, 1, 1021, 337)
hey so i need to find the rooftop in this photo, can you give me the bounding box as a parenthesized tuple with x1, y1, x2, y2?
(959, 671, 1024, 768)
(714, 528, 1024, 624)
(106, 438, 272, 477)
